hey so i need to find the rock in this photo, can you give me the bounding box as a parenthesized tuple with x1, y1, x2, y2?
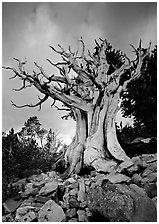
(87, 182, 157, 222)
(129, 184, 147, 197)
(90, 170, 98, 177)
(68, 218, 78, 222)
(131, 156, 145, 168)
(38, 180, 58, 196)
(63, 192, 70, 209)
(92, 159, 118, 173)
(141, 172, 157, 185)
(142, 164, 157, 177)
(85, 179, 91, 186)
(85, 207, 93, 218)
(77, 209, 87, 222)
(69, 182, 79, 189)
(69, 188, 78, 196)
(20, 197, 34, 207)
(94, 173, 107, 186)
(23, 183, 39, 197)
(68, 177, 77, 184)
(38, 199, 66, 222)
(143, 183, 157, 198)
(127, 164, 140, 175)
(32, 202, 43, 209)
(30, 179, 46, 189)
(117, 160, 134, 173)
(2, 213, 15, 222)
(103, 173, 131, 184)
(66, 208, 77, 218)
(69, 196, 80, 208)
(141, 154, 157, 164)
(152, 196, 157, 207)
(77, 178, 86, 202)
(48, 171, 57, 179)
(79, 201, 87, 208)
(130, 173, 142, 186)
(14, 178, 27, 189)
(35, 195, 52, 204)
(3, 197, 22, 213)
(15, 206, 36, 222)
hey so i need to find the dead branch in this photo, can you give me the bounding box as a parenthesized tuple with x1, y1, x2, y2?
(122, 41, 151, 90)
(11, 95, 49, 111)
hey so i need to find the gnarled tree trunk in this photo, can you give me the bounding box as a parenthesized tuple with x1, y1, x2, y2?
(4, 38, 151, 178)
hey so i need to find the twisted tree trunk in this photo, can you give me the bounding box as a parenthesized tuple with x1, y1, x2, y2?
(62, 87, 130, 178)
(4, 38, 151, 178)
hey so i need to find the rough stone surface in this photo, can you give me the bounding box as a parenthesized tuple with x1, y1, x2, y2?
(15, 206, 36, 222)
(143, 183, 157, 198)
(34, 195, 52, 204)
(66, 208, 77, 218)
(78, 178, 86, 202)
(3, 198, 22, 213)
(104, 173, 131, 184)
(23, 183, 39, 197)
(92, 159, 118, 173)
(38, 180, 58, 196)
(152, 196, 157, 207)
(2, 152, 157, 222)
(20, 197, 34, 207)
(87, 182, 157, 222)
(77, 209, 87, 222)
(130, 173, 142, 186)
(2, 213, 15, 222)
(141, 154, 157, 163)
(117, 160, 134, 173)
(38, 199, 66, 222)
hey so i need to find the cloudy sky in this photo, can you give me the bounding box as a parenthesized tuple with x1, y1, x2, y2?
(2, 2, 157, 143)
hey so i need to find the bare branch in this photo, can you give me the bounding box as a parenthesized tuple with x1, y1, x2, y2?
(122, 41, 151, 90)
(54, 104, 70, 111)
(51, 99, 56, 108)
(11, 95, 49, 111)
(13, 79, 27, 91)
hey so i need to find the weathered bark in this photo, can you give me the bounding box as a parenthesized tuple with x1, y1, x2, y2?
(61, 109, 87, 178)
(62, 88, 130, 178)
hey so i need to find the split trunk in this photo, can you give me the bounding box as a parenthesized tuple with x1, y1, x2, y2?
(62, 87, 130, 178)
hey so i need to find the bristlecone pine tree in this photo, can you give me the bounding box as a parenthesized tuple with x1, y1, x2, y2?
(3, 38, 151, 178)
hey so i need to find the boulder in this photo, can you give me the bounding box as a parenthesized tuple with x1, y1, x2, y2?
(13, 178, 27, 189)
(69, 196, 80, 208)
(34, 195, 53, 204)
(117, 160, 134, 173)
(69, 188, 78, 196)
(152, 196, 157, 207)
(77, 209, 87, 222)
(20, 197, 34, 207)
(38, 180, 58, 196)
(3, 197, 22, 213)
(38, 199, 66, 222)
(23, 183, 39, 198)
(130, 173, 142, 186)
(103, 173, 131, 184)
(143, 183, 157, 198)
(68, 218, 78, 222)
(2, 213, 15, 222)
(141, 154, 157, 164)
(87, 182, 157, 222)
(15, 206, 36, 222)
(66, 208, 77, 218)
(77, 178, 86, 202)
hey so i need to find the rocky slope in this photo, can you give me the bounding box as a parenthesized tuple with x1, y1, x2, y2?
(2, 153, 157, 222)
